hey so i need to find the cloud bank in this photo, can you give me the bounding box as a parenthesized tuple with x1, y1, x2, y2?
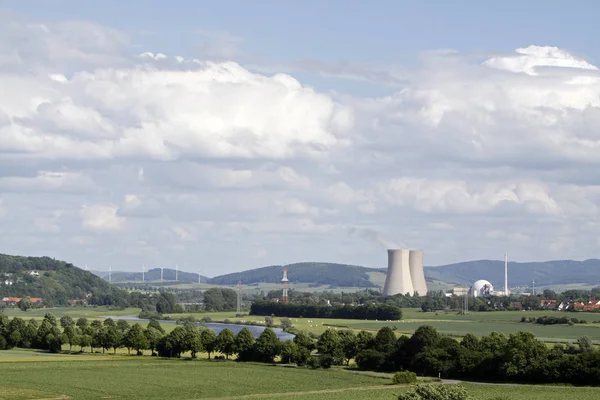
(1, 12, 599, 274)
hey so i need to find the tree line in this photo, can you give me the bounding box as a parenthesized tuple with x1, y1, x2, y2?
(348, 326, 600, 386)
(2, 312, 600, 386)
(250, 300, 402, 320)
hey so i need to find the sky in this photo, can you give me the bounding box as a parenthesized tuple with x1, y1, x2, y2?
(1, 1, 600, 275)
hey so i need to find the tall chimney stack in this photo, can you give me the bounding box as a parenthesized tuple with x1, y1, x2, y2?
(504, 253, 509, 296)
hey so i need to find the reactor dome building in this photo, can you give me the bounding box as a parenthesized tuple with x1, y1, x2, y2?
(469, 280, 494, 297)
(383, 249, 428, 296)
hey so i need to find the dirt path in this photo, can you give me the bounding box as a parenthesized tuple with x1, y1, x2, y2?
(199, 384, 400, 400)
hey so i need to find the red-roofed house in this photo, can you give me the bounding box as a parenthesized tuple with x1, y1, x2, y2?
(2, 297, 22, 305)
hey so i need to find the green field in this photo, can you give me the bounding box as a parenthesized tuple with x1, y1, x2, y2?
(0, 353, 390, 399)
(3, 306, 600, 343)
(271, 384, 600, 400)
(1, 350, 600, 399)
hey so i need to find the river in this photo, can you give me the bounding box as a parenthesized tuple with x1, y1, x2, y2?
(108, 316, 295, 341)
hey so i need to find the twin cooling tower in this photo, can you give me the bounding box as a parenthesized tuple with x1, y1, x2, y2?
(382, 249, 428, 296)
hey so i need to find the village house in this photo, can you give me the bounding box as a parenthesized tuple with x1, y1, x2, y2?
(1, 296, 43, 305)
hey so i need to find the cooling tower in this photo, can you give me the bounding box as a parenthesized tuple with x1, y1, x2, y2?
(383, 249, 414, 296)
(409, 250, 428, 296)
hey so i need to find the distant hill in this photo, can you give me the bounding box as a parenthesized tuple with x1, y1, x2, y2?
(424, 259, 600, 288)
(0, 253, 126, 305)
(209, 262, 380, 287)
(93, 268, 209, 283)
(89, 258, 600, 292)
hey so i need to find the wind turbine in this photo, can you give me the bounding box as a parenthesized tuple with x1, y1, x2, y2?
(175, 264, 178, 281)
(108, 265, 112, 282)
(160, 266, 164, 281)
(142, 264, 145, 282)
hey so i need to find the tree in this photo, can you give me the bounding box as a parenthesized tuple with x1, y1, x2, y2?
(103, 318, 116, 328)
(203, 288, 225, 311)
(280, 318, 293, 331)
(60, 315, 75, 330)
(76, 317, 89, 331)
(355, 349, 385, 371)
(293, 331, 315, 351)
(577, 336, 594, 353)
(18, 298, 31, 312)
(104, 327, 123, 354)
(116, 320, 130, 334)
(216, 329, 236, 360)
(182, 324, 202, 358)
(374, 326, 396, 354)
(62, 326, 77, 352)
(79, 334, 93, 352)
(144, 327, 163, 355)
(280, 340, 297, 364)
(339, 330, 359, 365)
(147, 318, 165, 334)
(234, 328, 256, 361)
(201, 329, 217, 359)
(254, 328, 281, 363)
(317, 329, 343, 365)
(501, 331, 549, 382)
(124, 324, 148, 355)
(21, 320, 38, 348)
(355, 330, 374, 352)
(156, 292, 178, 314)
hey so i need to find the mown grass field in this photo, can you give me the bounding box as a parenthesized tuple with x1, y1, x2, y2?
(0, 353, 390, 399)
(1, 350, 600, 399)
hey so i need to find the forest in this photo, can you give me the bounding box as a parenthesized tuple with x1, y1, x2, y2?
(250, 300, 402, 320)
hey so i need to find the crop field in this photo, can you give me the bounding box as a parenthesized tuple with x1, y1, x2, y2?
(0, 307, 140, 319)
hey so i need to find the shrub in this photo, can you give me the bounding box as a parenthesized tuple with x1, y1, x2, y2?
(280, 317, 293, 330)
(355, 349, 385, 371)
(307, 356, 320, 369)
(319, 354, 334, 369)
(397, 384, 474, 400)
(295, 347, 312, 367)
(392, 371, 417, 385)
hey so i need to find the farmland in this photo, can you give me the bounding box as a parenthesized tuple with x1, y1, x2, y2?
(3, 306, 600, 343)
(1, 350, 600, 399)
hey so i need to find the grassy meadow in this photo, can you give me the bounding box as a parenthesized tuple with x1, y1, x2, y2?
(1, 350, 600, 399)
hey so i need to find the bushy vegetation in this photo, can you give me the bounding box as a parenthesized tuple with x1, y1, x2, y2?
(250, 300, 402, 320)
(392, 371, 417, 384)
(520, 315, 588, 325)
(397, 384, 473, 400)
(352, 326, 600, 386)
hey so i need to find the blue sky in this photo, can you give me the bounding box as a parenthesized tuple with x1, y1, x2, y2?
(8, 1, 599, 64)
(7, 0, 599, 99)
(1, 2, 600, 273)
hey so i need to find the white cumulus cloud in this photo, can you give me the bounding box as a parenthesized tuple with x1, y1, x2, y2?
(1, 10, 600, 272)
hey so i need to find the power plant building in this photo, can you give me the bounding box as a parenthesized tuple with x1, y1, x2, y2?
(383, 249, 428, 296)
(469, 280, 494, 297)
